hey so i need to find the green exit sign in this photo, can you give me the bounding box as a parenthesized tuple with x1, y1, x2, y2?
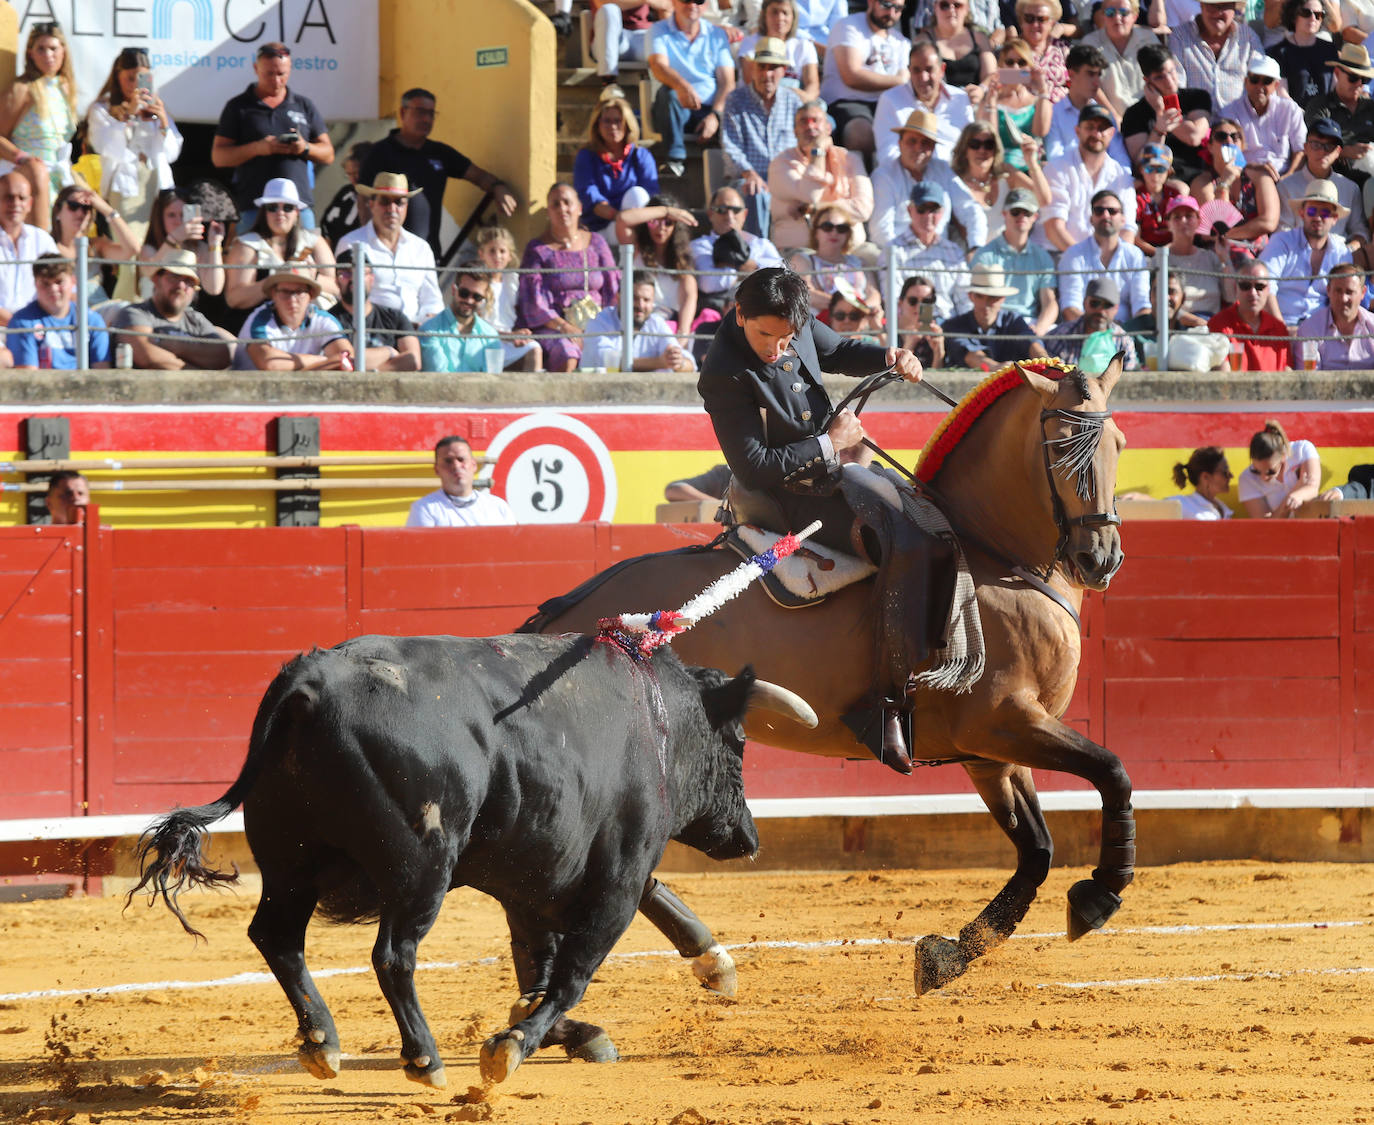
(476, 47, 508, 68)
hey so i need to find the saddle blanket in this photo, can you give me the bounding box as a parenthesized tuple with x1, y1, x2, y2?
(732, 523, 876, 602)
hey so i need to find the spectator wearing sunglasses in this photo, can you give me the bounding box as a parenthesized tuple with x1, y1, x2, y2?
(885, 179, 971, 317)
(768, 99, 874, 250)
(895, 273, 946, 364)
(971, 186, 1059, 334)
(949, 120, 1046, 246)
(1266, 0, 1341, 104)
(48, 184, 139, 310)
(788, 203, 880, 311)
(1308, 44, 1374, 183)
(337, 173, 445, 326)
(419, 271, 503, 374)
(1208, 259, 1292, 370)
(1219, 57, 1307, 177)
(1132, 142, 1184, 252)
(1080, 0, 1160, 118)
(940, 263, 1046, 368)
(818, 0, 914, 159)
(1258, 177, 1354, 319)
(648, 0, 737, 179)
(1044, 276, 1139, 368)
(1166, 0, 1264, 110)
(1277, 118, 1369, 247)
(1056, 188, 1151, 320)
(826, 282, 884, 340)
(1163, 446, 1235, 520)
(223, 178, 339, 315)
(1237, 419, 1322, 518)
(1293, 261, 1374, 367)
(690, 185, 785, 304)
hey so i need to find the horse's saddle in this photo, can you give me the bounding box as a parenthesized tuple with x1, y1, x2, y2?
(723, 523, 876, 608)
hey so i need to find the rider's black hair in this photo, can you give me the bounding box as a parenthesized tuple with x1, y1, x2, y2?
(734, 267, 811, 330)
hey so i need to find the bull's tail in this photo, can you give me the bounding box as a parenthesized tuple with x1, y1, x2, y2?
(125, 652, 319, 939)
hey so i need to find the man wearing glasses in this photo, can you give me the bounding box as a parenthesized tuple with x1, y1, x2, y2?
(1276, 118, 1369, 246)
(1308, 43, 1374, 184)
(212, 42, 333, 230)
(1220, 56, 1305, 176)
(1208, 260, 1292, 371)
(1166, 0, 1264, 109)
(818, 0, 912, 159)
(1080, 0, 1159, 118)
(971, 187, 1059, 336)
(1258, 178, 1354, 322)
(885, 180, 969, 318)
(1120, 44, 1213, 181)
(336, 173, 445, 325)
(419, 271, 503, 374)
(648, 0, 736, 179)
(690, 186, 784, 305)
(1044, 277, 1138, 370)
(1055, 188, 1151, 321)
(1294, 262, 1374, 369)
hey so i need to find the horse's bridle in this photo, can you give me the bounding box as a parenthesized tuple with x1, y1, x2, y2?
(1035, 407, 1122, 585)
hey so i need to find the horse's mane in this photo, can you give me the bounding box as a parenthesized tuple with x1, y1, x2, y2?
(915, 357, 1082, 485)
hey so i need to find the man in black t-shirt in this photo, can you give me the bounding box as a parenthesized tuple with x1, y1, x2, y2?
(332, 263, 421, 372)
(212, 42, 334, 229)
(360, 88, 519, 256)
(1122, 44, 1213, 183)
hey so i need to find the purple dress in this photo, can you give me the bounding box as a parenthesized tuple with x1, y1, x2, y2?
(516, 233, 619, 369)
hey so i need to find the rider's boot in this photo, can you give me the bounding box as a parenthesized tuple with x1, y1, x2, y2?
(880, 702, 914, 774)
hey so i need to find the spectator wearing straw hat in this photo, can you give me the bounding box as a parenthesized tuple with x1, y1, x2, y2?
(940, 264, 1046, 368)
(971, 187, 1059, 336)
(236, 267, 353, 371)
(336, 173, 444, 325)
(870, 110, 985, 249)
(1038, 103, 1137, 252)
(1056, 188, 1151, 321)
(1308, 43, 1374, 183)
(212, 42, 333, 229)
(1220, 55, 1306, 178)
(1258, 177, 1354, 321)
(1277, 118, 1370, 246)
(111, 249, 235, 370)
(9, 256, 110, 369)
(885, 179, 970, 319)
(1294, 261, 1374, 368)
(721, 37, 804, 237)
(872, 40, 975, 165)
(1208, 259, 1292, 371)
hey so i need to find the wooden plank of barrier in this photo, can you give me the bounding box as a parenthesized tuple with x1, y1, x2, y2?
(655, 500, 718, 523)
(1116, 499, 1184, 520)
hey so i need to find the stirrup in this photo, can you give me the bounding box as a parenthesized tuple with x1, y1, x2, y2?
(841, 698, 913, 775)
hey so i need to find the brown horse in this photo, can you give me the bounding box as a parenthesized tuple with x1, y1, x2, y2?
(523, 357, 1134, 993)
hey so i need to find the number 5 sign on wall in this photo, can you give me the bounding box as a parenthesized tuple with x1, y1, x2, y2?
(482, 414, 619, 524)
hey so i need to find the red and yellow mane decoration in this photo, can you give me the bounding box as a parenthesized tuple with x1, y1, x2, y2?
(915, 357, 1076, 484)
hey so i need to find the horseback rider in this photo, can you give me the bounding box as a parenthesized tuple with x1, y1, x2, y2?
(697, 265, 931, 772)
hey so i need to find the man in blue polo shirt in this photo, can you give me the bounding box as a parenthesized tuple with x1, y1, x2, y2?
(648, 0, 736, 178)
(212, 42, 334, 229)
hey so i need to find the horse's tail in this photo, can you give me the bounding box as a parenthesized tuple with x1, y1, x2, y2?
(124, 651, 321, 939)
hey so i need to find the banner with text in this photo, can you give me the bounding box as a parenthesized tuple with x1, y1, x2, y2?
(14, 0, 379, 123)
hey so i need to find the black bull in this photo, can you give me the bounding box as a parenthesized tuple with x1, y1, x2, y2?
(128, 633, 816, 1088)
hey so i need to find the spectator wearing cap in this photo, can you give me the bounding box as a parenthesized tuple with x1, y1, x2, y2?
(690, 185, 786, 304)
(1221, 56, 1307, 177)
(1057, 188, 1151, 320)
(1277, 116, 1370, 246)
(1167, 0, 1264, 110)
(1161, 195, 1227, 317)
(9, 256, 110, 369)
(1266, 0, 1341, 105)
(1044, 276, 1139, 368)
(212, 42, 333, 229)
(111, 249, 236, 370)
(647, 0, 737, 179)
(870, 111, 986, 248)
(1038, 103, 1137, 252)
(1133, 142, 1184, 251)
(872, 40, 975, 165)
(818, 0, 913, 159)
(885, 180, 970, 319)
(940, 264, 1047, 368)
(1080, 0, 1160, 119)
(1121, 45, 1214, 183)
(360, 88, 518, 256)
(721, 38, 806, 238)
(971, 187, 1059, 335)
(1208, 259, 1292, 370)
(1259, 177, 1354, 320)
(1308, 44, 1374, 184)
(768, 100, 873, 250)
(1044, 43, 1131, 167)
(335, 174, 444, 325)
(1294, 261, 1374, 368)
(236, 268, 354, 371)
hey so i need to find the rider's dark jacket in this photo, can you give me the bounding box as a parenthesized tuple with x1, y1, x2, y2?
(698, 313, 888, 497)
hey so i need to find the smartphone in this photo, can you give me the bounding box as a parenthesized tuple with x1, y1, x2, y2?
(182, 203, 201, 224)
(997, 67, 1030, 86)
(1162, 92, 1181, 116)
(278, 130, 301, 145)
(135, 71, 154, 94)
(916, 301, 936, 331)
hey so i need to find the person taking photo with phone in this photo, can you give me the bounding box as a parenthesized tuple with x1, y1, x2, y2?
(1121, 44, 1213, 183)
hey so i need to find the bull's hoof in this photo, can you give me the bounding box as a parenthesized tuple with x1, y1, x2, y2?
(403, 1059, 447, 1089)
(913, 934, 970, 996)
(480, 1031, 526, 1085)
(1066, 879, 1123, 941)
(297, 1041, 341, 1080)
(565, 1030, 619, 1063)
(691, 943, 737, 997)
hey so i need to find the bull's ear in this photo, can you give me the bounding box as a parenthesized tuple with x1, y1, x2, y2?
(698, 665, 757, 732)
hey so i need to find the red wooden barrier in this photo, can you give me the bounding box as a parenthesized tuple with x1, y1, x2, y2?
(3, 517, 1369, 820)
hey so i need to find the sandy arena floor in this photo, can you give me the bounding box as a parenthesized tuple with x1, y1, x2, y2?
(1, 862, 1372, 1124)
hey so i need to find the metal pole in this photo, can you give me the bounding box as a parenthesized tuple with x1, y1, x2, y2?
(885, 243, 898, 352)
(619, 242, 634, 374)
(1155, 245, 1169, 372)
(351, 242, 368, 373)
(76, 235, 89, 371)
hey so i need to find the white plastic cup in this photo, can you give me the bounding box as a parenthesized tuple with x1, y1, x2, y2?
(484, 343, 503, 374)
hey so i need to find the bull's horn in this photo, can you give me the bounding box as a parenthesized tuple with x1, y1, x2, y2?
(749, 680, 818, 728)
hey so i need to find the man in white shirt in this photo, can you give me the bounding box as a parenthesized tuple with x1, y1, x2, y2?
(819, 0, 911, 157)
(872, 41, 974, 164)
(870, 111, 985, 249)
(1057, 189, 1152, 322)
(1038, 103, 1137, 252)
(690, 185, 785, 300)
(0, 172, 56, 326)
(1259, 178, 1354, 323)
(584, 276, 696, 370)
(336, 172, 444, 324)
(1222, 55, 1306, 177)
(885, 180, 970, 319)
(1277, 118, 1370, 247)
(406, 435, 517, 527)
(1044, 43, 1131, 167)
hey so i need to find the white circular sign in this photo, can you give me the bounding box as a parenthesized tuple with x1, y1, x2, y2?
(482, 413, 618, 523)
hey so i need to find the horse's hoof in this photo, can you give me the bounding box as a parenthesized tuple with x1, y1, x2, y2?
(565, 1031, 619, 1063)
(297, 1041, 341, 1080)
(1066, 878, 1123, 941)
(914, 934, 969, 995)
(480, 1032, 526, 1085)
(691, 942, 737, 997)
(508, 991, 544, 1024)
(403, 1061, 447, 1089)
